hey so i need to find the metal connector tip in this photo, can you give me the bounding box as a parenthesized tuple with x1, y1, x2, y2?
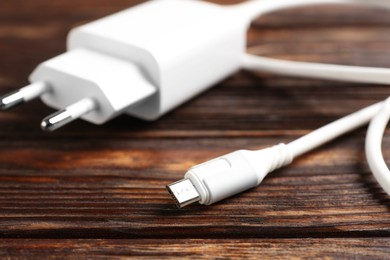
(41, 109, 73, 132)
(41, 98, 96, 132)
(0, 82, 49, 111)
(0, 90, 24, 110)
(166, 179, 200, 208)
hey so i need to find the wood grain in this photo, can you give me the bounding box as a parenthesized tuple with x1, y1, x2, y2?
(1, 239, 390, 259)
(1, 0, 390, 258)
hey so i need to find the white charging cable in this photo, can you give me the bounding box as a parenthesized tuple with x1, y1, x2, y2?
(167, 0, 390, 208)
(366, 98, 390, 197)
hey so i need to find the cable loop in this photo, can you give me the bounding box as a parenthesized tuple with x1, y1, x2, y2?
(366, 97, 390, 197)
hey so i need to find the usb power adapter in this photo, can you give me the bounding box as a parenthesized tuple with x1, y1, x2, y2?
(1, 0, 250, 131)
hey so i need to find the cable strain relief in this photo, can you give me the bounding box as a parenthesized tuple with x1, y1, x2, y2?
(269, 143, 294, 172)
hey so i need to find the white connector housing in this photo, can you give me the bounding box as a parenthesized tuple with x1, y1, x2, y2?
(184, 144, 293, 205)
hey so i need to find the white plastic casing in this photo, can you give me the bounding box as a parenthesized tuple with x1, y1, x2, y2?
(30, 49, 156, 124)
(186, 144, 293, 205)
(187, 150, 261, 205)
(66, 0, 248, 121)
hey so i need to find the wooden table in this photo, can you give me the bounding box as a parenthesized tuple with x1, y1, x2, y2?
(1, 0, 390, 258)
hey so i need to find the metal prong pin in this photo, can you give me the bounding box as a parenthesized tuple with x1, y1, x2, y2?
(41, 98, 96, 132)
(0, 82, 48, 110)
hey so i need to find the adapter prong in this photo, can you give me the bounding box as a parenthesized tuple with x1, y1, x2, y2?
(0, 82, 49, 110)
(41, 98, 96, 132)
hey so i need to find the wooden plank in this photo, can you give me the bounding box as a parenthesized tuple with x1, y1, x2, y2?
(1, 135, 390, 238)
(1, 239, 390, 259)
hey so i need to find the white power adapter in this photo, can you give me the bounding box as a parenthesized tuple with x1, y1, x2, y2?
(3, 0, 390, 208)
(1, 0, 250, 131)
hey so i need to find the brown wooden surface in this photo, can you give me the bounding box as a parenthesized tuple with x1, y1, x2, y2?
(1, 0, 390, 258)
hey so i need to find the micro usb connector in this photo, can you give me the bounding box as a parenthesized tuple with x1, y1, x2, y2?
(166, 179, 200, 208)
(167, 144, 294, 208)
